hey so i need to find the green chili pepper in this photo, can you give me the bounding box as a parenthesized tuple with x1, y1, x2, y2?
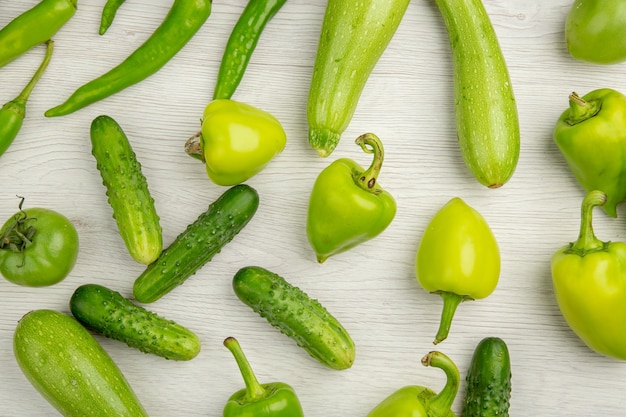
(99, 0, 127, 35)
(0, 40, 54, 159)
(551, 190, 626, 360)
(213, 0, 288, 100)
(554, 88, 626, 218)
(45, 0, 212, 117)
(223, 337, 305, 417)
(416, 197, 500, 344)
(185, 99, 287, 186)
(366, 351, 459, 417)
(306, 132, 396, 263)
(0, 0, 75, 69)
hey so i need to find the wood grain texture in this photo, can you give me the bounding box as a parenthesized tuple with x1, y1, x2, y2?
(1, 0, 626, 415)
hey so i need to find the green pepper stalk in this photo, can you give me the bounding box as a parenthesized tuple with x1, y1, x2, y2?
(306, 132, 396, 263)
(223, 337, 304, 417)
(0, 40, 54, 159)
(551, 190, 626, 360)
(554, 88, 626, 217)
(416, 197, 500, 344)
(366, 351, 459, 417)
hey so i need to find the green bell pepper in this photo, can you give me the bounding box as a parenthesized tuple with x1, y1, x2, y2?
(416, 197, 500, 344)
(366, 351, 459, 417)
(551, 190, 626, 360)
(554, 88, 626, 218)
(223, 337, 304, 417)
(185, 99, 286, 186)
(306, 132, 396, 263)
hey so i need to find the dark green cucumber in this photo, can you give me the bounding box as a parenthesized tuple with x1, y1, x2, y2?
(70, 283, 201, 361)
(14, 309, 149, 417)
(90, 115, 162, 265)
(232, 266, 355, 370)
(133, 184, 259, 303)
(462, 337, 512, 417)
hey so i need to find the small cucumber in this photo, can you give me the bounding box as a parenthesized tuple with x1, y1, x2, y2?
(462, 337, 512, 417)
(90, 115, 162, 264)
(232, 266, 355, 370)
(434, 0, 520, 188)
(133, 184, 259, 303)
(307, 0, 410, 157)
(70, 283, 201, 361)
(13, 309, 149, 417)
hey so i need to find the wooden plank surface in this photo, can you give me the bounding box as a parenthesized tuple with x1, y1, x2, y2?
(1, 0, 625, 415)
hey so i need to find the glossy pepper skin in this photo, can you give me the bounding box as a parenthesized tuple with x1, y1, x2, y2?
(551, 191, 626, 360)
(566, 0, 626, 64)
(306, 132, 396, 263)
(0, 40, 53, 159)
(554, 88, 626, 218)
(223, 337, 304, 417)
(416, 197, 500, 344)
(185, 99, 287, 186)
(366, 351, 459, 417)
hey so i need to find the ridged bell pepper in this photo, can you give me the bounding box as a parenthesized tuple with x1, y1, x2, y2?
(186, 99, 286, 186)
(553, 88, 626, 217)
(306, 132, 396, 263)
(223, 337, 304, 417)
(416, 197, 500, 344)
(366, 351, 459, 417)
(551, 190, 626, 360)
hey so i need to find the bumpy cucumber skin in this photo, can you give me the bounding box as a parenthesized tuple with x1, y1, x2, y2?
(90, 115, 162, 264)
(13, 309, 149, 417)
(70, 283, 201, 361)
(233, 266, 355, 370)
(133, 184, 259, 303)
(434, 0, 520, 188)
(307, 0, 410, 157)
(462, 337, 512, 417)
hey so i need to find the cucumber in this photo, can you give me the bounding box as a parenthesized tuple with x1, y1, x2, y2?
(232, 266, 355, 370)
(90, 115, 162, 265)
(434, 0, 520, 188)
(13, 309, 149, 417)
(462, 337, 512, 417)
(70, 283, 201, 361)
(307, 0, 410, 157)
(133, 184, 259, 303)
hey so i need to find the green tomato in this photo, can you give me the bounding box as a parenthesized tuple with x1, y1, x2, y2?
(188, 99, 287, 186)
(565, 0, 626, 64)
(0, 206, 79, 287)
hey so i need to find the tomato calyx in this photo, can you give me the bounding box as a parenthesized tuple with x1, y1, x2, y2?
(0, 197, 37, 257)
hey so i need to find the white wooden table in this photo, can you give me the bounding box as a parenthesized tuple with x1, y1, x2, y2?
(1, 0, 625, 415)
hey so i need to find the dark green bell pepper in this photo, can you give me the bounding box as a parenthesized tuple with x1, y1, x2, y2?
(223, 337, 304, 417)
(366, 351, 459, 417)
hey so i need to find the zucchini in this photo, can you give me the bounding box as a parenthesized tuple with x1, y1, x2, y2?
(70, 283, 201, 361)
(232, 266, 355, 370)
(462, 336, 512, 417)
(13, 309, 149, 417)
(434, 0, 520, 188)
(133, 184, 259, 303)
(307, 0, 410, 157)
(90, 115, 162, 265)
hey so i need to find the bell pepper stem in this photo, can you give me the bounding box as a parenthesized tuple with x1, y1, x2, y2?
(421, 351, 460, 416)
(184, 131, 205, 162)
(355, 133, 385, 194)
(565, 92, 601, 126)
(3, 40, 54, 116)
(569, 190, 607, 255)
(224, 337, 267, 401)
(434, 291, 467, 345)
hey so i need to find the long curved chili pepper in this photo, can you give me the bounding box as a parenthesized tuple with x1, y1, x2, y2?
(0, 40, 54, 159)
(45, 0, 212, 117)
(0, 0, 75, 69)
(213, 0, 288, 100)
(99, 0, 127, 35)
